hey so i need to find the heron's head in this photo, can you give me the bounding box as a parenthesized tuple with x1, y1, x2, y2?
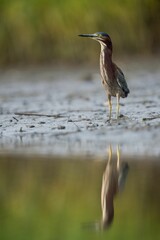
(79, 32, 112, 51)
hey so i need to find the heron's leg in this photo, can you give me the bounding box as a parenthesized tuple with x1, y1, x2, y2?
(116, 145, 120, 171)
(108, 145, 112, 164)
(108, 94, 112, 120)
(116, 93, 120, 119)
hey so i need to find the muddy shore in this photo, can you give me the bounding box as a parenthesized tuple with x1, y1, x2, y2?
(0, 60, 160, 157)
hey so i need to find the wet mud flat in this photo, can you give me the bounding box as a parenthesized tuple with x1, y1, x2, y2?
(0, 61, 160, 157)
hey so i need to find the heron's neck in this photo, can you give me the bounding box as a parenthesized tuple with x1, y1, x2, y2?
(100, 43, 112, 62)
(101, 204, 114, 229)
(100, 43, 113, 77)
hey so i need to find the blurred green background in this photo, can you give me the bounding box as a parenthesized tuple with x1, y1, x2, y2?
(0, 0, 160, 66)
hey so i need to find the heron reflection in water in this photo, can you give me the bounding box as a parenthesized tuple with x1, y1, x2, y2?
(84, 145, 129, 231)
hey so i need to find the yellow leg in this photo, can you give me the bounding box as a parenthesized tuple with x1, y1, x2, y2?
(116, 93, 120, 119)
(108, 95, 112, 120)
(108, 145, 112, 163)
(116, 145, 120, 171)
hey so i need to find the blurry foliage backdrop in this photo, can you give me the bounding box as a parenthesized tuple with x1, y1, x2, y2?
(0, 0, 160, 65)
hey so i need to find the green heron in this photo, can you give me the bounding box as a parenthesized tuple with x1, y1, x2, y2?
(82, 145, 129, 231)
(100, 145, 129, 229)
(79, 32, 130, 120)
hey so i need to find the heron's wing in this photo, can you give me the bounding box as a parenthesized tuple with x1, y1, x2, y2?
(116, 66, 130, 95)
(118, 162, 129, 192)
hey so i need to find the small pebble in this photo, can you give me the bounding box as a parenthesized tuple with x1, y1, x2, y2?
(39, 121, 46, 124)
(58, 125, 66, 130)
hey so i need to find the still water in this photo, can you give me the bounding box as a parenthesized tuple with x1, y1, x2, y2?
(0, 149, 160, 240)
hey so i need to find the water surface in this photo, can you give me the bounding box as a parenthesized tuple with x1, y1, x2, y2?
(0, 152, 160, 240)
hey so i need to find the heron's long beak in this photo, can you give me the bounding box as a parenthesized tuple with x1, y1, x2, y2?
(78, 33, 98, 38)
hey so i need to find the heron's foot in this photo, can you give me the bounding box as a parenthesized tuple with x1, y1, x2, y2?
(105, 117, 112, 124)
